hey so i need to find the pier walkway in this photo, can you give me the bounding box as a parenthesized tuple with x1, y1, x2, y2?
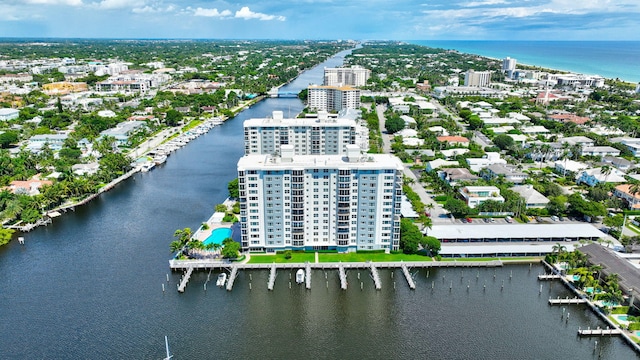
(339, 264, 348, 290)
(226, 267, 238, 291)
(401, 263, 416, 290)
(538, 274, 562, 280)
(169, 259, 503, 270)
(370, 263, 381, 290)
(177, 267, 194, 293)
(305, 262, 311, 290)
(549, 297, 587, 305)
(578, 328, 622, 336)
(267, 264, 277, 291)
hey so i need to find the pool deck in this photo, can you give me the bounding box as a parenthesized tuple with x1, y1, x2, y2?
(193, 211, 233, 242)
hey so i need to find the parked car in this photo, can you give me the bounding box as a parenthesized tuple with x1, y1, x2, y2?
(461, 218, 468, 223)
(483, 218, 490, 223)
(559, 216, 565, 221)
(505, 216, 513, 223)
(551, 215, 559, 221)
(466, 217, 473, 223)
(535, 216, 543, 222)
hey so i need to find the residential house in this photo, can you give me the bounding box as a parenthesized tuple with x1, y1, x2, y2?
(459, 186, 505, 209)
(614, 184, 640, 209)
(581, 146, 621, 158)
(610, 138, 640, 157)
(483, 163, 528, 184)
(0, 108, 19, 121)
(4, 175, 52, 196)
(576, 167, 627, 187)
(554, 160, 589, 176)
(426, 159, 459, 172)
(439, 168, 479, 186)
(437, 136, 469, 147)
(99, 120, 147, 146)
(510, 185, 550, 209)
(466, 152, 506, 173)
(72, 162, 100, 176)
(440, 148, 469, 159)
(603, 156, 632, 171)
(26, 133, 69, 152)
(559, 136, 595, 147)
(548, 113, 590, 125)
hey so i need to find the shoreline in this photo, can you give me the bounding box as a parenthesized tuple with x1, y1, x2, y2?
(407, 40, 639, 84)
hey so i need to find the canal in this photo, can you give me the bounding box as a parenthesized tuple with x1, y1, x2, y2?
(0, 48, 637, 359)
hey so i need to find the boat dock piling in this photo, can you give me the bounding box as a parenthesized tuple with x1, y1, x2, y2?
(369, 263, 381, 290)
(305, 262, 311, 290)
(177, 267, 194, 293)
(401, 263, 416, 290)
(338, 264, 348, 290)
(548, 297, 587, 305)
(267, 264, 277, 291)
(226, 267, 238, 291)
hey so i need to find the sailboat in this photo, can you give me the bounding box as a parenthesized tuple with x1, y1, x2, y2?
(163, 336, 173, 360)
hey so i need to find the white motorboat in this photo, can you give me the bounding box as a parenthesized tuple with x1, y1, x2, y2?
(216, 273, 227, 287)
(295, 269, 305, 284)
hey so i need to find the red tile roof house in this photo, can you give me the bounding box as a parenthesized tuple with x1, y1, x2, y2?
(548, 113, 590, 125)
(437, 136, 470, 147)
(5, 176, 53, 196)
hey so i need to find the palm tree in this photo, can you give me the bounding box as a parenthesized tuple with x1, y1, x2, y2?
(169, 240, 183, 253)
(600, 165, 612, 184)
(552, 242, 567, 262)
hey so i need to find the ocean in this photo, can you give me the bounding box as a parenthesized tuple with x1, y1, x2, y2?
(410, 40, 640, 84)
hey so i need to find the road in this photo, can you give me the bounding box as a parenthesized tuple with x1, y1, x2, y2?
(376, 104, 453, 225)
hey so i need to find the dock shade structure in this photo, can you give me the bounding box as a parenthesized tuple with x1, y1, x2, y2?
(426, 224, 608, 244)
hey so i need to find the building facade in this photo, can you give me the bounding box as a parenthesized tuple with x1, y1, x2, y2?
(237, 145, 403, 252)
(323, 66, 371, 87)
(307, 85, 360, 112)
(464, 70, 491, 87)
(243, 111, 357, 155)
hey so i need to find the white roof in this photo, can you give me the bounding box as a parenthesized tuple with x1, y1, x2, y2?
(401, 195, 419, 218)
(441, 243, 579, 255)
(0, 108, 19, 115)
(428, 224, 607, 240)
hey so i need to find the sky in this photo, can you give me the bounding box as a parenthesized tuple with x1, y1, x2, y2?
(0, 0, 639, 40)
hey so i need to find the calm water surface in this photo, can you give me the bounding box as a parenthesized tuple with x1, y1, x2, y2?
(0, 48, 638, 359)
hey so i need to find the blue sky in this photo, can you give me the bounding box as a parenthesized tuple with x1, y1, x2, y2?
(0, 0, 639, 40)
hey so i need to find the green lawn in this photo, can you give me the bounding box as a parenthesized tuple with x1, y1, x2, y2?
(248, 253, 316, 264)
(318, 252, 432, 263)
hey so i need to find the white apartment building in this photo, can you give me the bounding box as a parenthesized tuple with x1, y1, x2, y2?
(323, 66, 371, 87)
(237, 145, 403, 252)
(464, 70, 491, 87)
(459, 186, 505, 209)
(307, 85, 360, 112)
(502, 57, 517, 72)
(243, 111, 356, 155)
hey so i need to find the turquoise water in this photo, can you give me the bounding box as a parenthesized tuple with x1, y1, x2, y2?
(618, 315, 629, 321)
(204, 228, 232, 246)
(410, 41, 640, 83)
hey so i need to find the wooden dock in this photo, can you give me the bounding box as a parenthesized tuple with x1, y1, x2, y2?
(177, 267, 194, 293)
(169, 259, 503, 270)
(548, 297, 587, 305)
(578, 327, 622, 336)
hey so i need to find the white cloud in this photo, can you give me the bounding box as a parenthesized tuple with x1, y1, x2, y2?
(98, 0, 145, 9)
(132, 4, 175, 13)
(235, 6, 285, 21)
(463, 0, 510, 7)
(193, 7, 232, 18)
(24, 0, 83, 5)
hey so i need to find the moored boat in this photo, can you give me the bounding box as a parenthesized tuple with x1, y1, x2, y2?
(295, 269, 305, 284)
(216, 273, 227, 287)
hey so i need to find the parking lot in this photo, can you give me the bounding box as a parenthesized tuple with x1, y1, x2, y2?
(452, 216, 589, 225)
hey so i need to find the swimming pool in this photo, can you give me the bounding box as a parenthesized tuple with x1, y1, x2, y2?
(616, 315, 629, 322)
(203, 228, 232, 246)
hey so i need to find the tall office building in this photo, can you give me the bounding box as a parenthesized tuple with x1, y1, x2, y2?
(243, 111, 357, 155)
(307, 85, 361, 112)
(323, 66, 371, 87)
(464, 70, 491, 87)
(237, 145, 403, 252)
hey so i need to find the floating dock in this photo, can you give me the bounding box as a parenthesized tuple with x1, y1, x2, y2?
(177, 267, 194, 293)
(401, 263, 416, 290)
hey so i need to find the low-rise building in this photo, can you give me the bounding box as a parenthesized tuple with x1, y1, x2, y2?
(437, 135, 469, 147)
(581, 146, 620, 158)
(510, 185, 549, 209)
(72, 162, 100, 176)
(577, 167, 626, 187)
(554, 160, 589, 176)
(459, 186, 504, 209)
(466, 152, 506, 173)
(99, 121, 147, 146)
(439, 168, 479, 186)
(483, 163, 528, 184)
(603, 156, 632, 171)
(426, 159, 458, 172)
(0, 108, 19, 121)
(26, 133, 68, 152)
(614, 184, 640, 209)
